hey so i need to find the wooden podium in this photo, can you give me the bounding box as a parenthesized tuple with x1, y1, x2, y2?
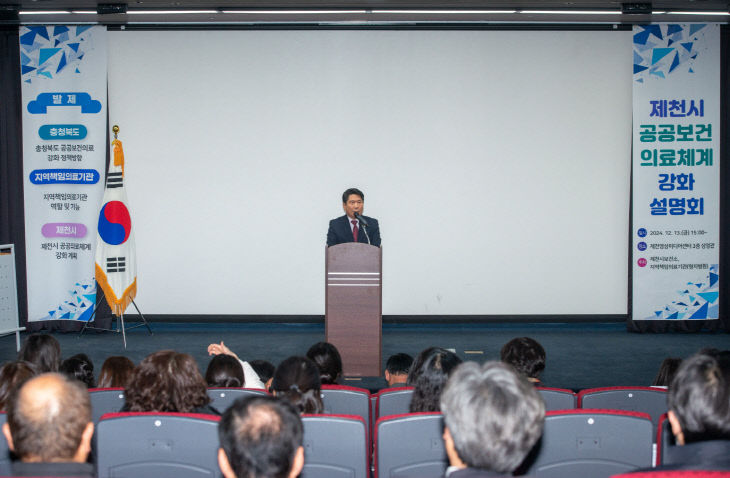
(325, 243, 382, 377)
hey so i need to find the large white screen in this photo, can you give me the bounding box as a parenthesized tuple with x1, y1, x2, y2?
(108, 29, 632, 316)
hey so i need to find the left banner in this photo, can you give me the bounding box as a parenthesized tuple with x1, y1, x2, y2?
(20, 26, 107, 322)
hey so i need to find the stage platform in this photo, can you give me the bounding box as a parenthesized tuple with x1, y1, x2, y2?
(1, 322, 728, 391)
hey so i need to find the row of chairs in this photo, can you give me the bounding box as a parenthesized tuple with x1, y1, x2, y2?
(86, 385, 669, 428)
(0, 408, 679, 478)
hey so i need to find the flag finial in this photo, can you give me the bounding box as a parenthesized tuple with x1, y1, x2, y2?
(112, 124, 119, 139)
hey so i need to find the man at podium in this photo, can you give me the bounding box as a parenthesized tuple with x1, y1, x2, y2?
(327, 188, 381, 247)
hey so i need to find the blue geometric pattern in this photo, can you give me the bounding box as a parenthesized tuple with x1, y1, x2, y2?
(633, 24, 709, 83)
(645, 264, 719, 320)
(20, 26, 95, 83)
(40, 278, 97, 321)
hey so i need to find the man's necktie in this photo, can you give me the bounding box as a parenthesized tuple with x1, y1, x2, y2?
(352, 219, 358, 242)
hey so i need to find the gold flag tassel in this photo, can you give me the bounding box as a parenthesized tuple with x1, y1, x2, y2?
(95, 265, 137, 317)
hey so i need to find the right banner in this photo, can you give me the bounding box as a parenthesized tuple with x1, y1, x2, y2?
(631, 24, 720, 327)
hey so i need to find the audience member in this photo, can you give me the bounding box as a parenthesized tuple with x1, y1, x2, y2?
(500, 337, 545, 383)
(206, 354, 246, 388)
(97, 355, 135, 388)
(270, 356, 323, 414)
(2, 373, 95, 477)
(384, 353, 413, 387)
(249, 359, 275, 391)
(17, 333, 61, 373)
(0, 361, 37, 410)
(306, 341, 343, 385)
(440, 361, 545, 477)
(218, 395, 304, 478)
(652, 352, 730, 470)
(124, 350, 219, 415)
(60, 353, 96, 388)
(408, 347, 462, 412)
(207, 341, 266, 389)
(652, 357, 682, 388)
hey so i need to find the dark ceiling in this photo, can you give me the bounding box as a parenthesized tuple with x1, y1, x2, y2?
(1, 0, 728, 25)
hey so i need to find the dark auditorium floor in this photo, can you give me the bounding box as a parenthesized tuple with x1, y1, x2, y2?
(1, 322, 728, 391)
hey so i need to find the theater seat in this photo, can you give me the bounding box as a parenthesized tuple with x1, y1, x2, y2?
(321, 384, 371, 426)
(0, 412, 10, 476)
(578, 387, 668, 435)
(374, 412, 447, 478)
(206, 387, 267, 413)
(96, 411, 221, 478)
(375, 387, 413, 418)
(88, 388, 126, 424)
(612, 471, 730, 478)
(300, 413, 369, 478)
(537, 386, 577, 410)
(519, 409, 654, 478)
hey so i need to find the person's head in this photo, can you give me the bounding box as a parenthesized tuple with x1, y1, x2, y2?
(440, 361, 545, 474)
(206, 354, 245, 388)
(342, 188, 364, 219)
(407, 347, 463, 413)
(60, 353, 96, 388)
(667, 352, 730, 445)
(97, 356, 135, 388)
(218, 396, 304, 478)
(306, 342, 343, 385)
(2, 373, 94, 463)
(249, 360, 276, 391)
(270, 356, 323, 414)
(17, 333, 61, 373)
(385, 353, 413, 387)
(124, 350, 211, 413)
(652, 357, 682, 387)
(500, 337, 546, 381)
(0, 361, 37, 410)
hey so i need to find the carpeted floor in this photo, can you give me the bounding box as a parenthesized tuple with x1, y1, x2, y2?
(1, 322, 728, 391)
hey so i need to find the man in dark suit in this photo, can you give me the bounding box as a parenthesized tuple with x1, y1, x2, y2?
(650, 351, 730, 471)
(326, 187, 381, 247)
(440, 362, 545, 477)
(2, 373, 95, 477)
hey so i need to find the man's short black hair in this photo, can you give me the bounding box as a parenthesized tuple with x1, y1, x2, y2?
(668, 352, 730, 443)
(500, 337, 546, 379)
(219, 395, 303, 478)
(385, 353, 413, 375)
(342, 188, 364, 204)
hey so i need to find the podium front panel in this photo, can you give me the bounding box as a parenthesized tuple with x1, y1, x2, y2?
(326, 243, 382, 377)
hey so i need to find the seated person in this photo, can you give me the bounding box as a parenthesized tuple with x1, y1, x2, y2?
(97, 355, 135, 388)
(60, 353, 96, 388)
(249, 359, 275, 391)
(207, 341, 266, 389)
(306, 341, 343, 385)
(17, 333, 61, 373)
(124, 350, 219, 415)
(270, 356, 323, 414)
(2, 373, 95, 477)
(217, 395, 304, 478)
(651, 351, 730, 471)
(408, 347, 462, 412)
(206, 354, 245, 388)
(651, 357, 682, 388)
(0, 360, 37, 410)
(384, 353, 413, 388)
(440, 361, 545, 477)
(499, 337, 545, 384)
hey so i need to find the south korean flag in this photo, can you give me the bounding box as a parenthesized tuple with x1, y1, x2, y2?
(95, 133, 137, 316)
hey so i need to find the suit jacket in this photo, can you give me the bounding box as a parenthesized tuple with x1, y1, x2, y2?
(11, 461, 95, 477)
(446, 467, 513, 478)
(327, 214, 381, 247)
(650, 439, 730, 471)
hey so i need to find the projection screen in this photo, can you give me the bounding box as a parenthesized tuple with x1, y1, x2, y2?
(107, 29, 632, 316)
